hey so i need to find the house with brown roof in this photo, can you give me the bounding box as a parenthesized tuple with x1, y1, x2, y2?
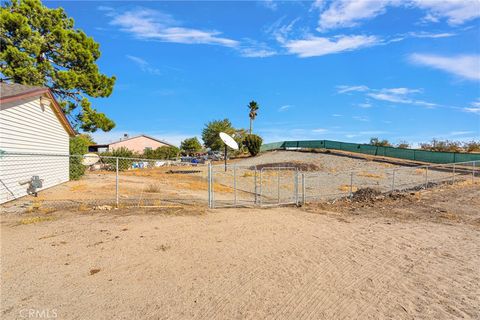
(0, 82, 75, 203)
(89, 134, 175, 154)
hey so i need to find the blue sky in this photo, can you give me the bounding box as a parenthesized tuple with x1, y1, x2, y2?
(48, 0, 480, 146)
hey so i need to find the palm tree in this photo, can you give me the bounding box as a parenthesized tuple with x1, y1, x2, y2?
(247, 100, 259, 134)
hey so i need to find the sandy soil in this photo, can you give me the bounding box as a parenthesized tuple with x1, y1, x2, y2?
(1, 184, 479, 319)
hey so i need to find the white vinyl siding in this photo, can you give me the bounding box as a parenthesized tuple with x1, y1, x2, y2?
(0, 97, 70, 203)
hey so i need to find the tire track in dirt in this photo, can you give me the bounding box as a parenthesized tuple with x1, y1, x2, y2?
(266, 214, 419, 319)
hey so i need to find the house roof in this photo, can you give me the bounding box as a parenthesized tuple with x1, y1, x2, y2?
(0, 82, 46, 100)
(0, 82, 76, 136)
(92, 134, 175, 148)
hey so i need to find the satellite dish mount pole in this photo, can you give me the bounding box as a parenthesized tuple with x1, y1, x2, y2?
(224, 144, 228, 172)
(219, 132, 238, 173)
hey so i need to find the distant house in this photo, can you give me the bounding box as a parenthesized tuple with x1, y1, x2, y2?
(89, 134, 175, 154)
(0, 82, 76, 204)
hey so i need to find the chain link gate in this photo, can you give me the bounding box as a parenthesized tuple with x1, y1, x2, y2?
(259, 167, 299, 207)
(208, 164, 300, 208)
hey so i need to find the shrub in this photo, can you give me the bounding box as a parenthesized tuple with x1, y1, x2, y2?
(144, 146, 179, 159)
(369, 137, 391, 147)
(69, 134, 94, 180)
(420, 139, 462, 152)
(180, 137, 202, 155)
(463, 141, 480, 153)
(396, 141, 410, 149)
(243, 134, 263, 156)
(100, 147, 137, 171)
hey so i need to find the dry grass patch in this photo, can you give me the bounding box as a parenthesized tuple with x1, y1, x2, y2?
(242, 171, 255, 178)
(145, 183, 162, 193)
(24, 201, 56, 214)
(357, 171, 384, 179)
(415, 168, 427, 175)
(70, 184, 88, 192)
(338, 185, 357, 192)
(19, 216, 56, 225)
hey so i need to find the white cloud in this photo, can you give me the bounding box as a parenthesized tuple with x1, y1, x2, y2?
(317, 0, 393, 31)
(336, 85, 369, 93)
(239, 40, 277, 58)
(407, 31, 456, 39)
(353, 115, 369, 122)
(109, 8, 238, 47)
(338, 85, 439, 108)
(278, 105, 293, 112)
(312, 128, 328, 133)
(409, 54, 480, 81)
(367, 91, 437, 108)
(126, 55, 161, 75)
(412, 0, 480, 26)
(332, 113, 343, 117)
(464, 107, 480, 115)
(260, 0, 278, 11)
(266, 17, 301, 44)
(316, 0, 480, 31)
(284, 34, 379, 58)
(382, 88, 422, 95)
(358, 102, 372, 108)
(464, 100, 480, 115)
(240, 48, 277, 58)
(449, 131, 475, 136)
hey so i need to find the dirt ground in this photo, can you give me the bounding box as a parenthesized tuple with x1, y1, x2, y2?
(1, 183, 479, 319)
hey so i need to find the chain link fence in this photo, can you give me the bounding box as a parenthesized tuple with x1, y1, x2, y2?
(1, 152, 478, 210)
(208, 160, 479, 208)
(0, 152, 209, 209)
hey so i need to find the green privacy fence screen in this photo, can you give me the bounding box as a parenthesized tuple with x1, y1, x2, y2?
(260, 140, 480, 164)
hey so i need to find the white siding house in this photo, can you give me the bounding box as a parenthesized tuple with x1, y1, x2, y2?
(0, 83, 75, 204)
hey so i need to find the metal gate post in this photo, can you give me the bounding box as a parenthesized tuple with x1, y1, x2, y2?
(301, 173, 306, 205)
(254, 166, 258, 205)
(233, 164, 237, 207)
(259, 169, 263, 206)
(207, 163, 212, 208)
(473, 161, 476, 183)
(349, 172, 354, 198)
(452, 163, 456, 184)
(425, 166, 429, 189)
(115, 157, 119, 207)
(277, 167, 280, 204)
(391, 169, 396, 192)
(294, 169, 299, 205)
(211, 164, 215, 208)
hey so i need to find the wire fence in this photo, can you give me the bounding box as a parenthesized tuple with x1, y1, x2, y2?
(0, 152, 478, 210)
(208, 160, 479, 208)
(0, 152, 209, 209)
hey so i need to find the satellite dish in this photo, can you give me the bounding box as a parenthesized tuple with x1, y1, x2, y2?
(219, 132, 239, 150)
(82, 153, 100, 166)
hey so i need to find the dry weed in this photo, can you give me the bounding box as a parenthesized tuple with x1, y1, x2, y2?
(19, 216, 56, 225)
(70, 184, 88, 192)
(145, 183, 162, 193)
(415, 168, 426, 175)
(338, 185, 358, 192)
(357, 171, 384, 179)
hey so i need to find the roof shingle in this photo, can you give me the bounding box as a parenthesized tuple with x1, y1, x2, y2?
(0, 82, 47, 100)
